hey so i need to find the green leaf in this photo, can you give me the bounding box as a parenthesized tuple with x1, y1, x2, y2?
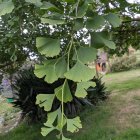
(74, 18, 84, 30)
(41, 1, 55, 9)
(0, 0, 14, 16)
(55, 57, 67, 78)
(44, 65, 58, 83)
(25, 0, 42, 7)
(104, 13, 122, 27)
(44, 108, 66, 132)
(55, 80, 73, 103)
(67, 116, 82, 133)
(34, 64, 46, 78)
(56, 111, 66, 130)
(86, 15, 106, 30)
(64, 61, 95, 82)
(42, 12, 62, 19)
(44, 108, 61, 127)
(102, 38, 116, 49)
(62, 0, 76, 3)
(73, 47, 97, 64)
(91, 32, 116, 49)
(77, 2, 88, 18)
(62, 135, 71, 140)
(41, 1, 62, 13)
(36, 37, 60, 57)
(34, 60, 58, 83)
(36, 94, 55, 111)
(87, 0, 95, 3)
(75, 81, 95, 98)
(41, 18, 65, 25)
(41, 127, 55, 136)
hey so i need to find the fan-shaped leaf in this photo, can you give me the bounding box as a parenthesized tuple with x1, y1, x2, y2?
(86, 15, 106, 30)
(55, 58, 67, 78)
(105, 13, 122, 27)
(62, 0, 76, 3)
(36, 94, 55, 111)
(41, 1, 61, 13)
(34, 60, 58, 83)
(77, 2, 88, 18)
(0, 0, 14, 16)
(75, 81, 96, 98)
(67, 116, 82, 133)
(41, 127, 55, 136)
(74, 18, 84, 30)
(25, 0, 42, 7)
(34, 64, 46, 78)
(55, 81, 73, 103)
(64, 61, 95, 82)
(41, 18, 65, 25)
(44, 108, 61, 127)
(91, 32, 116, 49)
(73, 47, 97, 63)
(62, 135, 71, 140)
(36, 37, 60, 57)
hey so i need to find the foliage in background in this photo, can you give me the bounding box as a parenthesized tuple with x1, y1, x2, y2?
(0, 0, 140, 140)
(12, 68, 108, 123)
(110, 55, 138, 72)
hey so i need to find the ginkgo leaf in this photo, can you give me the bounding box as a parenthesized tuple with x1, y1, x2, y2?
(41, 1, 55, 9)
(36, 37, 60, 57)
(44, 65, 58, 83)
(62, 135, 71, 140)
(55, 58, 67, 78)
(77, 1, 88, 18)
(64, 61, 95, 82)
(44, 109, 60, 127)
(25, 0, 42, 7)
(0, 0, 14, 16)
(104, 13, 122, 27)
(86, 15, 106, 30)
(73, 18, 84, 30)
(102, 38, 116, 49)
(75, 81, 96, 98)
(34, 64, 46, 78)
(55, 81, 73, 103)
(91, 32, 116, 49)
(41, 18, 65, 25)
(56, 111, 67, 130)
(41, 1, 62, 13)
(44, 108, 66, 131)
(67, 116, 82, 133)
(62, 0, 76, 3)
(73, 47, 97, 64)
(36, 94, 55, 111)
(34, 60, 58, 83)
(41, 127, 55, 136)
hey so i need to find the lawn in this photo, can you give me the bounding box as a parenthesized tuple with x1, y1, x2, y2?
(0, 69, 140, 140)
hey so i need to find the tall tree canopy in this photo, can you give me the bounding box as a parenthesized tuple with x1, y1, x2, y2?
(0, 0, 140, 72)
(0, 0, 140, 139)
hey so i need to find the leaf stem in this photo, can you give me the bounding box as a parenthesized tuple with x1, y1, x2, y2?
(74, 46, 78, 60)
(67, 37, 73, 71)
(61, 79, 66, 136)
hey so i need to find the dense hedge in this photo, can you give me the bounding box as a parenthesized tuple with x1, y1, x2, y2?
(110, 55, 139, 72)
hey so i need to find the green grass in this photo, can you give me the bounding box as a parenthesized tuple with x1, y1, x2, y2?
(0, 69, 140, 140)
(107, 78, 140, 92)
(0, 104, 118, 140)
(113, 128, 140, 140)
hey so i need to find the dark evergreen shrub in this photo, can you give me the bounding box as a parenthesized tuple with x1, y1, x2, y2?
(12, 68, 108, 122)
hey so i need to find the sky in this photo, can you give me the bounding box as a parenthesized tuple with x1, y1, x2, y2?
(127, 0, 140, 3)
